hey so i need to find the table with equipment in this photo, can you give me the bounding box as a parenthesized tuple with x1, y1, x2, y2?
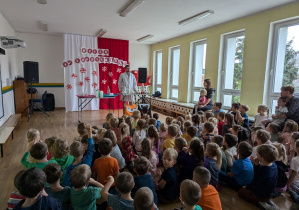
(77, 94, 118, 123)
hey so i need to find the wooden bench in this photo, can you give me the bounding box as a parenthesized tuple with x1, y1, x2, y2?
(0, 114, 21, 157)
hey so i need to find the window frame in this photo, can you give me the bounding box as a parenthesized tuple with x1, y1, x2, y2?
(220, 30, 245, 109)
(169, 46, 180, 100)
(190, 39, 207, 104)
(267, 18, 299, 114)
(153, 50, 162, 93)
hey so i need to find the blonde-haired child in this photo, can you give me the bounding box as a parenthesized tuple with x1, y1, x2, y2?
(182, 121, 192, 142)
(235, 104, 250, 128)
(27, 128, 41, 163)
(208, 117, 219, 135)
(279, 120, 298, 155)
(272, 143, 288, 193)
(185, 113, 192, 121)
(288, 140, 299, 203)
(103, 113, 114, 129)
(290, 132, 299, 163)
(204, 142, 222, 188)
(133, 119, 147, 155)
(263, 96, 288, 127)
(132, 110, 141, 134)
(125, 116, 134, 135)
(177, 116, 184, 133)
(147, 125, 160, 155)
(162, 125, 178, 151)
(119, 123, 137, 168)
(51, 139, 74, 184)
(141, 138, 158, 178)
(252, 104, 269, 128)
(166, 117, 174, 126)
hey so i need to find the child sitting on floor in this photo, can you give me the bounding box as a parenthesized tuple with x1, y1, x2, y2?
(179, 180, 202, 210)
(208, 117, 219, 135)
(202, 122, 215, 147)
(14, 168, 61, 209)
(186, 126, 198, 146)
(250, 129, 271, 165)
(219, 142, 254, 190)
(223, 133, 238, 171)
(64, 125, 94, 187)
(43, 163, 71, 210)
(132, 110, 141, 135)
(153, 113, 161, 131)
(104, 130, 126, 170)
(132, 156, 158, 205)
(177, 138, 204, 183)
(51, 139, 74, 184)
(45, 136, 57, 160)
(217, 112, 226, 136)
(7, 171, 26, 210)
(182, 121, 192, 141)
(279, 120, 298, 155)
(70, 164, 103, 209)
(252, 104, 269, 128)
(192, 114, 202, 137)
(166, 116, 174, 126)
(193, 166, 222, 210)
(133, 119, 147, 155)
(222, 113, 235, 136)
(119, 123, 137, 170)
(101, 172, 135, 210)
(92, 138, 119, 187)
(74, 123, 87, 141)
(238, 144, 279, 209)
(212, 135, 228, 173)
(134, 187, 156, 210)
(162, 125, 178, 150)
(141, 106, 150, 122)
(266, 123, 280, 143)
(110, 117, 120, 144)
(103, 113, 114, 129)
(147, 125, 160, 155)
(212, 102, 224, 117)
(21, 142, 58, 169)
(204, 142, 222, 188)
(141, 138, 158, 178)
(156, 148, 178, 203)
(290, 132, 299, 162)
(26, 128, 41, 163)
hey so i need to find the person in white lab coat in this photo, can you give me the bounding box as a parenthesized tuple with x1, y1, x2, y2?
(118, 65, 138, 114)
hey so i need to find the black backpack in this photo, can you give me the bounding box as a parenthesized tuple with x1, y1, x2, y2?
(152, 91, 161, 97)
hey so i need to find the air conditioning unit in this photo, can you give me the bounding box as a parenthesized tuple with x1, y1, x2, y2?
(0, 36, 26, 49)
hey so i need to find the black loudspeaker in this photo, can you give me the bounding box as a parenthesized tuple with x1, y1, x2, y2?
(24, 61, 39, 83)
(138, 68, 147, 83)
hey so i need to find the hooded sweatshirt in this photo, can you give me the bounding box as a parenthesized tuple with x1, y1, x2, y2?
(51, 154, 74, 183)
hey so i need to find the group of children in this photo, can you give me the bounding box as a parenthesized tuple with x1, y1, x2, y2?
(7, 99, 299, 210)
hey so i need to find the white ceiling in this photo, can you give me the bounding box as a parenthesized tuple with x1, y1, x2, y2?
(0, 0, 297, 44)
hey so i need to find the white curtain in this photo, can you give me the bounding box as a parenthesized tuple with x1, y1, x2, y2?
(64, 34, 99, 112)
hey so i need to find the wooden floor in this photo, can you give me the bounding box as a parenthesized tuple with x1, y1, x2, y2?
(0, 109, 294, 209)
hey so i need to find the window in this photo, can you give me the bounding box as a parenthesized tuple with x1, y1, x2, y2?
(190, 40, 207, 103)
(268, 18, 299, 114)
(169, 46, 180, 99)
(220, 31, 245, 108)
(153, 50, 162, 93)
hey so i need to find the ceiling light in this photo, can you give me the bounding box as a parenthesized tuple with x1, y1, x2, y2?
(137, 35, 154, 42)
(39, 21, 48, 31)
(120, 0, 145, 17)
(179, 10, 214, 26)
(37, 0, 47, 4)
(96, 29, 107, 37)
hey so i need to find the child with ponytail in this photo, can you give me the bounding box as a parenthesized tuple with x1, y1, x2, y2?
(279, 120, 298, 155)
(252, 104, 269, 128)
(272, 143, 288, 194)
(177, 138, 204, 183)
(204, 142, 222, 188)
(147, 125, 160, 155)
(141, 138, 158, 178)
(119, 123, 137, 169)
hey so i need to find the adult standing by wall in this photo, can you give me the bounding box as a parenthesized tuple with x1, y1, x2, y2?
(118, 65, 138, 115)
(276, 85, 299, 125)
(193, 79, 215, 114)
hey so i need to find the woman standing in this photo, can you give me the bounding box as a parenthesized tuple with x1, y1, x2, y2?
(193, 79, 215, 114)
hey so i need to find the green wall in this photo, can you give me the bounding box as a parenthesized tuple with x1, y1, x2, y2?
(150, 2, 299, 116)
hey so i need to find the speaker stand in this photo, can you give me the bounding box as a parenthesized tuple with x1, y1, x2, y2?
(21, 83, 50, 122)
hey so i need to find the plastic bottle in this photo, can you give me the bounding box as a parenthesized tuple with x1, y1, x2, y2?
(107, 86, 110, 95)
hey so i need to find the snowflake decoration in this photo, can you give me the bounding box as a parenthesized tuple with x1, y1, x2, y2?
(66, 84, 72, 90)
(108, 72, 113, 77)
(80, 68, 86, 73)
(78, 81, 83, 86)
(113, 79, 117, 85)
(102, 66, 107, 72)
(85, 77, 90, 82)
(92, 71, 97, 76)
(71, 73, 77, 79)
(92, 83, 97, 88)
(102, 79, 107, 84)
(116, 68, 122, 73)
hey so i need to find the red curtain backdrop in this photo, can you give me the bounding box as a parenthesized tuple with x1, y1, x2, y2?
(98, 38, 129, 109)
